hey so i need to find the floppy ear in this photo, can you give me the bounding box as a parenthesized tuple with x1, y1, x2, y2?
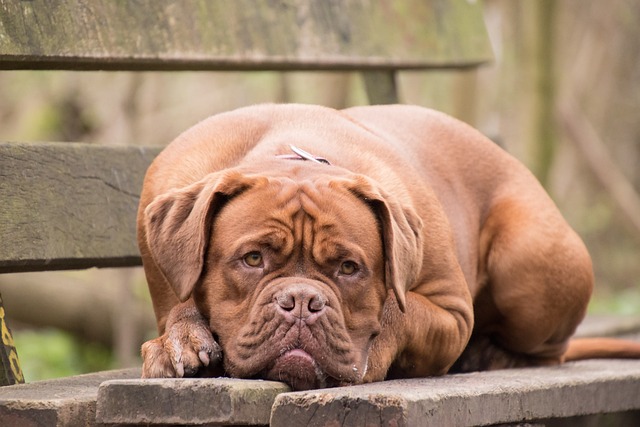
(342, 176, 423, 313)
(143, 171, 254, 302)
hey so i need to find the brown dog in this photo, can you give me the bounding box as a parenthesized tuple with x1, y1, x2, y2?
(138, 104, 640, 390)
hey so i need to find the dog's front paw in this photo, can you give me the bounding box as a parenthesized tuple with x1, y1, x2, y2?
(141, 307, 222, 378)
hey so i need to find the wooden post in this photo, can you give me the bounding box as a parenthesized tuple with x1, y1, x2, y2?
(362, 71, 400, 104)
(0, 293, 24, 385)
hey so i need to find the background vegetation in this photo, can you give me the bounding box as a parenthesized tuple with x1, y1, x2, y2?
(1, 0, 639, 381)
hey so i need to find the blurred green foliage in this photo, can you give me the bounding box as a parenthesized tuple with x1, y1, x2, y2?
(13, 329, 114, 382)
(589, 288, 640, 316)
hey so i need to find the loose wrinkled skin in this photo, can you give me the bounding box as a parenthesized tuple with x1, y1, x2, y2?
(138, 104, 640, 391)
(194, 176, 389, 390)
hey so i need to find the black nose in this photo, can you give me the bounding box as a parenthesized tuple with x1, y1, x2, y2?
(275, 284, 327, 321)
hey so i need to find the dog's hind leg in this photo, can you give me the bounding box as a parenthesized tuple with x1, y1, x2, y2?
(462, 196, 594, 371)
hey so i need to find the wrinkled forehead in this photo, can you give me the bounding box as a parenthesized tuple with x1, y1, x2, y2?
(212, 177, 381, 248)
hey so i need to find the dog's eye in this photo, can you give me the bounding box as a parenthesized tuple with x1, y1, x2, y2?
(243, 252, 263, 268)
(339, 261, 358, 275)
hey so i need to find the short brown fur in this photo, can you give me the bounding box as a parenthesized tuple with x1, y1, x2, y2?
(138, 104, 640, 390)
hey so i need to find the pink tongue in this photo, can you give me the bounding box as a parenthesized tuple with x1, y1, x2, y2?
(279, 349, 316, 373)
(268, 349, 319, 391)
(284, 349, 314, 363)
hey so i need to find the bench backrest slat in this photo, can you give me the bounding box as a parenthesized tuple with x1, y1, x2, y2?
(0, 143, 160, 273)
(0, 0, 492, 71)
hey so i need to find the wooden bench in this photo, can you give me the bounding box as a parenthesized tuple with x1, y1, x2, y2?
(0, 0, 491, 383)
(1, 1, 639, 426)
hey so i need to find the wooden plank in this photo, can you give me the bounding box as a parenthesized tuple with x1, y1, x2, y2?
(0, 0, 493, 71)
(0, 293, 23, 386)
(0, 142, 161, 273)
(0, 368, 140, 423)
(270, 360, 640, 426)
(362, 71, 400, 104)
(96, 377, 290, 425)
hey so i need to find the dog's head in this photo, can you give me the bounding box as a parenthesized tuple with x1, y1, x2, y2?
(143, 165, 422, 390)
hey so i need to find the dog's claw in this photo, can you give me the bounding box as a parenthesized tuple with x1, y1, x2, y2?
(141, 308, 221, 379)
(175, 362, 185, 378)
(199, 350, 211, 366)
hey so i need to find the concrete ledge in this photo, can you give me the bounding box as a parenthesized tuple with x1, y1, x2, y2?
(270, 359, 640, 427)
(0, 368, 139, 427)
(96, 377, 290, 426)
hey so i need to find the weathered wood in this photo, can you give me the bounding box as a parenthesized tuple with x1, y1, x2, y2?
(0, 142, 161, 273)
(0, 0, 492, 71)
(270, 360, 640, 426)
(0, 293, 23, 386)
(0, 368, 140, 425)
(362, 71, 400, 104)
(96, 377, 290, 425)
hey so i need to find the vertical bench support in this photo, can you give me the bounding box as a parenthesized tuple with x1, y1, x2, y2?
(0, 294, 24, 386)
(362, 71, 400, 104)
